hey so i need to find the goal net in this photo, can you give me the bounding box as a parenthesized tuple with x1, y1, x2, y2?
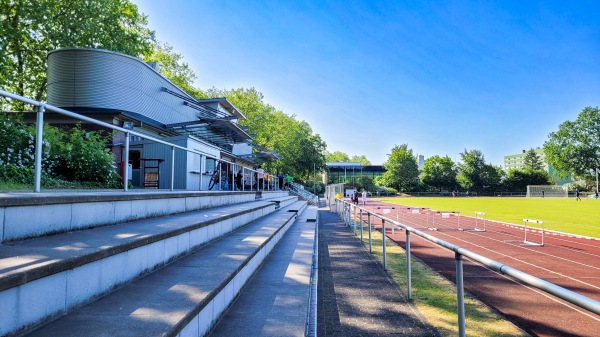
(526, 185, 567, 198)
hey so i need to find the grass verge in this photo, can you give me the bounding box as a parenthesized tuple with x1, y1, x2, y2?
(348, 221, 529, 337)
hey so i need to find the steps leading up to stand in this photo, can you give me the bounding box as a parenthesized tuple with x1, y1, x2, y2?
(22, 201, 308, 337)
(0, 190, 289, 242)
(209, 205, 318, 336)
(0, 191, 297, 337)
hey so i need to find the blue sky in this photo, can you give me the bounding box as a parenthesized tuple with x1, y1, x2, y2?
(132, 0, 600, 166)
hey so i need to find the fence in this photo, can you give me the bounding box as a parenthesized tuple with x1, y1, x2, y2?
(0, 89, 276, 193)
(334, 198, 600, 337)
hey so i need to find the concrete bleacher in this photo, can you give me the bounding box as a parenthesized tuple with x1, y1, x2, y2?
(0, 190, 308, 337)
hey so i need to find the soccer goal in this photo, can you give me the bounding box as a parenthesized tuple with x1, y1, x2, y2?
(526, 185, 567, 198)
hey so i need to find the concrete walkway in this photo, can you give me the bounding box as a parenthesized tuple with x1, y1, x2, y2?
(317, 206, 440, 336)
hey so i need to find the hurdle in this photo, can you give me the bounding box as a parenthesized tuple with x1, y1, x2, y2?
(397, 207, 430, 227)
(428, 210, 460, 231)
(378, 207, 399, 234)
(523, 219, 544, 246)
(461, 211, 487, 232)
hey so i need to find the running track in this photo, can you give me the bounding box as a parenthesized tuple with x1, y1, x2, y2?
(352, 199, 600, 337)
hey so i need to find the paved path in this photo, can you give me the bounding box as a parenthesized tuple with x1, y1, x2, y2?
(317, 206, 440, 336)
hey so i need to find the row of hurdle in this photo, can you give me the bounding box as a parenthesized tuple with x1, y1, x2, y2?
(373, 206, 544, 247)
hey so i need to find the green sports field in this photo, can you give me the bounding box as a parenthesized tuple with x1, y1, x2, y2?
(376, 197, 600, 238)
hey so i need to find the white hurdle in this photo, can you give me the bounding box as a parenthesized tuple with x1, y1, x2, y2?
(462, 211, 487, 232)
(523, 218, 544, 246)
(428, 210, 460, 231)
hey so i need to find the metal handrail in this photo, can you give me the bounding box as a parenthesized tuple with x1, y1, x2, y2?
(0, 89, 267, 193)
(334, 198, 600, 337)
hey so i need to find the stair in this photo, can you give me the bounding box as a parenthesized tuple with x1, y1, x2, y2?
(0, 191, 306, 337)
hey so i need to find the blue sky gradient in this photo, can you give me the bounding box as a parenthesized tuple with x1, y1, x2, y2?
(132, 0, 599, 166)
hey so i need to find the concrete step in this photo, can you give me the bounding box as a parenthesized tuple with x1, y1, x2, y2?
(0, 190, 292, 243)
(0, 199, 284, 337)
(21, 201, 308, 337)
(209, 205, 318, 336)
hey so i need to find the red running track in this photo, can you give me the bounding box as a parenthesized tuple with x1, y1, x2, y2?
(351, 199, 600, 337)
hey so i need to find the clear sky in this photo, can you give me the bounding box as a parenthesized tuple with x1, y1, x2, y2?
(131, 0, 599, 166)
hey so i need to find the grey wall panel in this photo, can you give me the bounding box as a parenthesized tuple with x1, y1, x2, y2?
(47, 49, 198, 126)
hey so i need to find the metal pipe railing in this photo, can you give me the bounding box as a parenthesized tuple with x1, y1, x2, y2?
(334, 198, 600, 337)
(0, 89, 267, 192)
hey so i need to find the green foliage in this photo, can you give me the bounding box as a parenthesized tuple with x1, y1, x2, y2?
(503, 169, 553, 191)
(303, 179, 325, 195)
(0, 0, 154, 107)
(421, 155, 457, 191)
(52, 127, 120, 184)
(382, 144, 419, 192)
(324, 151, 350, 162)
(355, 176, 376, 192)
(523, 149, 543, 171)
(544, 106, 600, 182)
(0, 113, 120, 187)
(203, 87, 326, 180)
(457, 149, 503, 194)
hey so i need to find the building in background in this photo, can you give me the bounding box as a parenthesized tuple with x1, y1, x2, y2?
(504, 148, 571, 185)
(41, 48, 277, 189)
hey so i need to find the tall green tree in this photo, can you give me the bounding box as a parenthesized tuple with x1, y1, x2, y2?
(421, 155, 457, 191)
(544, 106, 600, 181)
(143, 42, 202, 98)
(523, 149, 544, 171)
(503, 169, 553, 191)
(350, 155, 371, 166)
(457, 149, 503, 193)
(381, 144, 419, 192)
(0, 0, 154, 108)
(204, 87, 326, 179)
(324, 151, 350, 163)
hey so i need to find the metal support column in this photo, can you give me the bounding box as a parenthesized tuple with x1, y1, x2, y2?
(406, 231, 412, 300)
(456, 252, 466, 337)
(34, 104, 45, 192)
(382, 219, 387, 270)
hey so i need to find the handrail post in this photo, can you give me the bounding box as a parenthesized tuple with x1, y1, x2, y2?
(200, 155, 205, 190)
(406, 230, 412, 300)
(368, 212, 372, 253)
(123, 132, 130, 192)
(170, 146, 175, 191)
(456, 252, 466, 337)
(359, 209, 363, 242)
(34, 104, 45, 192)
(382, 219, 387, 270)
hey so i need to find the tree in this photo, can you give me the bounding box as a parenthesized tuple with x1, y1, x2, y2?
(0, 0, 154, 108)
(381, 144, 419, 192)
(457, 149, 503, 193)
(204, 87, 327, 179)
(544, 107, 600, 181)
(324, 151, 350, 163)
(503, 169, 553, 191)
(421, 155, 457, 191)
(523, 149, 544, 171)
(143, 42, 202, 98)
(350, 155, 371, 166)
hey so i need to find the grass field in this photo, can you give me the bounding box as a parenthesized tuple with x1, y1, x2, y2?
(376, 196, 600, 238)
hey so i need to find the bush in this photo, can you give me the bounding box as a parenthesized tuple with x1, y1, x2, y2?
(0, 114, 120, 188)
(304, 179, 325, 194)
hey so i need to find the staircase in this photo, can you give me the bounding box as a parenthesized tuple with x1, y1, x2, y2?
(0, 190, 309, 337)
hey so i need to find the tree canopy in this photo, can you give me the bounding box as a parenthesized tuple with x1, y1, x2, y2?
(523, 149, 544, 171)
(457, 149, 503, 193)
(544, 106, 600, 181)
(0, 0, 154, 107)
(381, 144, 419, 192)
(421, 155, 456, 191)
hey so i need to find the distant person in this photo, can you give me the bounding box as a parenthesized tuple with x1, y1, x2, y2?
(277, 173, 284, 190)
(284, 174, 293, 190)
(575, 189, 581, 201)
(353, 193, 359, 205)
(596, 190, 599, 199)
(235, 169, 242, 190)
(542, 190, 545, 198)
(257, 166, 264, 190)
(362, 190, 367, 205)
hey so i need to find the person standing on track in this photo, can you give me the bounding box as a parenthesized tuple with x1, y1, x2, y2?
(575, 189, 581, 201)
(362, 190, 367, 205)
